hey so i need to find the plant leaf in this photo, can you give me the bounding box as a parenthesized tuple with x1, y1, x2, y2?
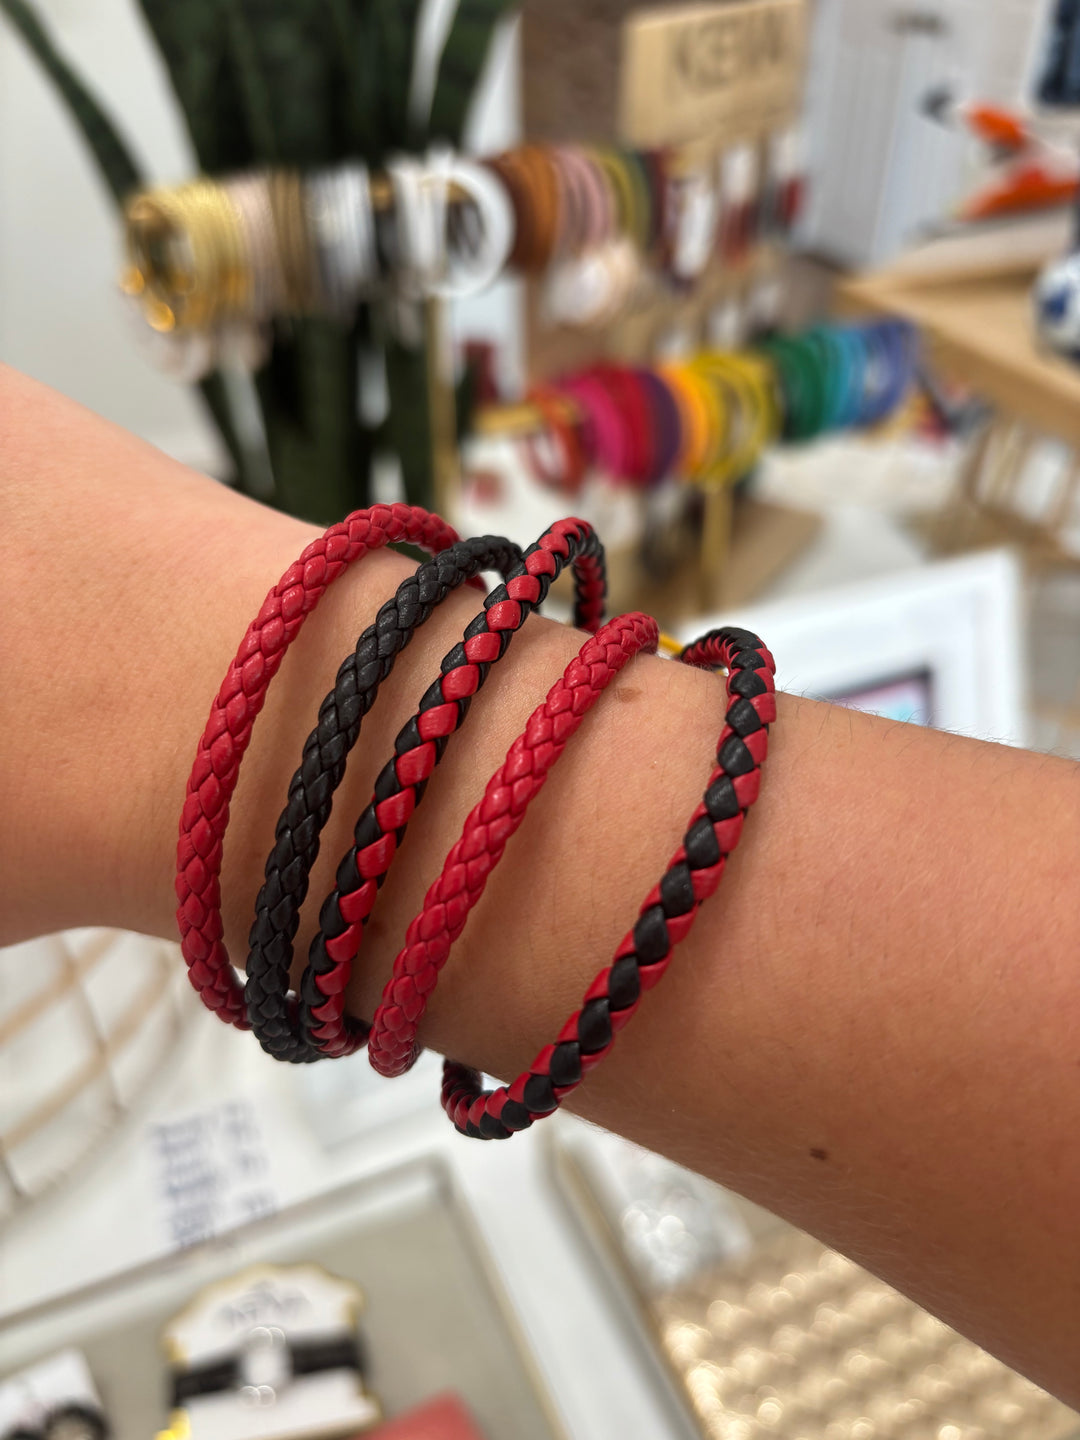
(218, 0, 359, 166)
(345, 0, 385, 162)
(255, 319, 372, 521)
(196, 372, 251, 488)
(320, 0, 372, 156)
(135, 1, 254, 171)
(0, 0, 142, 202)
(384, 334, 434, 510)
(0, 2, 261, 493)
(220, 0, 281, 163)
(426, 0, 516, 147)
(372, 0, 424, 152)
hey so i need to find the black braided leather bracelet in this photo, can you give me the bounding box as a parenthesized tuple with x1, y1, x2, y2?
(298, 518, 607, 1058)
(245, 534, 523, 1062)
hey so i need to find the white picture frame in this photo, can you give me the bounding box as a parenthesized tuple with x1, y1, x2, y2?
(683, 547, 1028, 748)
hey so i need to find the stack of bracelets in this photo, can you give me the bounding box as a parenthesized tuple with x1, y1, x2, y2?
(519, 320, 917, 497)
(176, 505, 775, 1140)
(126, 142, 805, 334)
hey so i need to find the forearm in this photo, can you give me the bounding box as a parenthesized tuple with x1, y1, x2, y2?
(3, 366, 1079, 1403)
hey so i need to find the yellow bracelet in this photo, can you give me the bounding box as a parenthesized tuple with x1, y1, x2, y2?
(691, 352, 775, 488)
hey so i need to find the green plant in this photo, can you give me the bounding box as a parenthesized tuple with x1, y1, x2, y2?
(0, 0, 516, 522)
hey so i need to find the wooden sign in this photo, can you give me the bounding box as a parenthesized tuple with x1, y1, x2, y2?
(618, 0, 808, 149)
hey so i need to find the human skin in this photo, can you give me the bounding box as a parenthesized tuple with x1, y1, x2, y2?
(2, 364, 1078, 1403)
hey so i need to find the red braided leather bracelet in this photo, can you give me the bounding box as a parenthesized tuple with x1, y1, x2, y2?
(175, 504, 461, 1027)
(297, 517, 607, 1059)
(440, 626, 776, 1140)
(366, 612, 660, 1078)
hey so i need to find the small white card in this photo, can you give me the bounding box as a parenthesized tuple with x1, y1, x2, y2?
(148, 1099, 277, 1250)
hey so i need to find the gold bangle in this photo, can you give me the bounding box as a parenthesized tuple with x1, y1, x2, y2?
(126, 189, 198, 330)
(268, 169, 320, 314)
(186, 178, 251, 319)
(125, 179, 250, 329)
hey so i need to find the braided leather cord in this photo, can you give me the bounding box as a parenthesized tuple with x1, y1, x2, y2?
(367, 612, 660, 1077)
(175, 504, 461, 1027)
(298, 517, 608, 1058)
(441, 626, 776, 1139)
(245, 535, 524, 1063)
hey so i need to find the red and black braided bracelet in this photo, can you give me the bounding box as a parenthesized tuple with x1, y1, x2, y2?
(367, 612, 661, 1078)
(440, 626, 776, 1140)
(297, 518, 608, 1059)
(176, 504, 462, 1027)
(245, 535, 523, 1064)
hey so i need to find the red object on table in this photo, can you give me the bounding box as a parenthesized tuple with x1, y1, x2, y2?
(366, 1393, 486, 1439)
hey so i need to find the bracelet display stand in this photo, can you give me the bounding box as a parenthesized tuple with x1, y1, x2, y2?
(517, 0, 815, 612)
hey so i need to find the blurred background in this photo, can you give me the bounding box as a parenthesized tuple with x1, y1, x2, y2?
(1, 2, 1079, 1438)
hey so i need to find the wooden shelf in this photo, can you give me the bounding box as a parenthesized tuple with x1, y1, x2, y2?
(840, 264, 1080, 451)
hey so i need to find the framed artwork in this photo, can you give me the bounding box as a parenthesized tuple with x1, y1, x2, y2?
(685, 547, 1027, 746)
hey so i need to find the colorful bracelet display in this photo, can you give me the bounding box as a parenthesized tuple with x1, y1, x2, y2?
(512, 320, 917, 497)
(126, 139, 805, 334)
(177, 508, 774, 1137)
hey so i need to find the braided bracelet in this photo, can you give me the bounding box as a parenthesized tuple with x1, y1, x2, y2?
(245, 535, 523, 1064)
(298, 518, 608, 1059)
(367, 612, 660, 1078)
(441, 626, 776, 1140)
(176, 504, 462, 1027)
